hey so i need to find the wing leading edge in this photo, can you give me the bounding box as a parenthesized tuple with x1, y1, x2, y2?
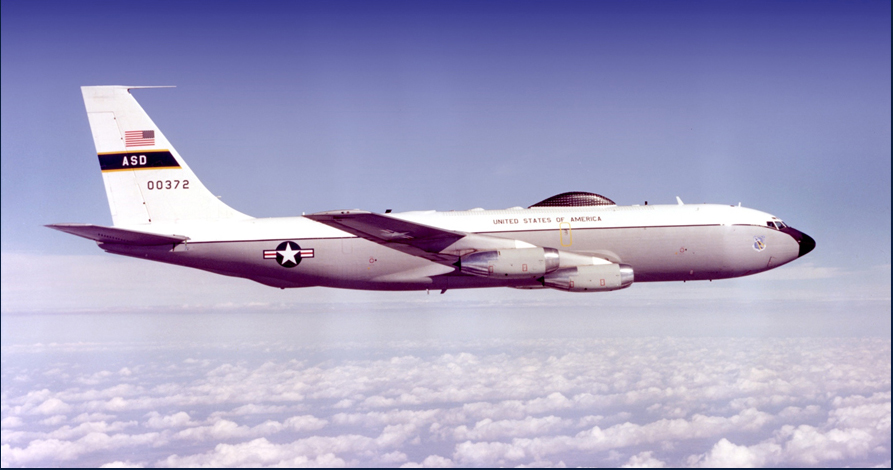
(304, 210, 536, 265)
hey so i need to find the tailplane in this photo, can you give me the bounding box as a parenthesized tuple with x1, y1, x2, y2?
(45, 223, 188, 246)
(82, 86, 250, 226)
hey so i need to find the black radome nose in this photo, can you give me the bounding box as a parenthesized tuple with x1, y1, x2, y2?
(799, 232, 816, 258)
(780, 226, 816, 258)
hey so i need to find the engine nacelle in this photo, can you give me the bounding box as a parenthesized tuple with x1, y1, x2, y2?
(459, 247, 560, 278)
(540, 264, 634, 292)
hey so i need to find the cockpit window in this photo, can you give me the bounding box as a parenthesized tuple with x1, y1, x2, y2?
(767, 221, 787, 230)
(767, 221, 776, 229)
(777, 221, 787, 229)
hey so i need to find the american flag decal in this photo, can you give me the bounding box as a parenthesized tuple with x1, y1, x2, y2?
(125, 130, 155, 147)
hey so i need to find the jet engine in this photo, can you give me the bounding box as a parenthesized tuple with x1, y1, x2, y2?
(540, 264, 634, 292)
(459, 247, 560, 277)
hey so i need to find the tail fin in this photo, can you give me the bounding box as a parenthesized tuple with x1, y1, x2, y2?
(82, 86, 250, 226)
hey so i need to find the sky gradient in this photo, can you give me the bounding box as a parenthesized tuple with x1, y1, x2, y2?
(1, 0, 890, 467)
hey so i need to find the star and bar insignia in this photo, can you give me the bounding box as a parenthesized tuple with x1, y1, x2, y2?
(263, 241, 314, 268)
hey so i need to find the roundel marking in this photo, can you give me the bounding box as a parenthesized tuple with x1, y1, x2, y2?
(263, 241, 315, 268)
(276, 241, 302, 268)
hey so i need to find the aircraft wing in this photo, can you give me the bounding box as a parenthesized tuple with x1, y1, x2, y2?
(305, 210, 534, 265)
(46, 223, 189, 246)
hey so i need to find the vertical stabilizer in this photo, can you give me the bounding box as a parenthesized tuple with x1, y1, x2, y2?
(82, 86, 250, 226)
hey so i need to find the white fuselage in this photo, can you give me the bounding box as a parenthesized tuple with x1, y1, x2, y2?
(101, 203, 808, 291)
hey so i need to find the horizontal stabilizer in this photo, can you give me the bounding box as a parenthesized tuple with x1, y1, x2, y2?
(46, 223, 188, 246)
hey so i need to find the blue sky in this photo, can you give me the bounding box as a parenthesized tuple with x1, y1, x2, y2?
(1, 0, 889, 321)
(1, 1, 890, 467)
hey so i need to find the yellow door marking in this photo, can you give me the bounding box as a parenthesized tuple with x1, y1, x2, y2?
(559, 222, 572, 247)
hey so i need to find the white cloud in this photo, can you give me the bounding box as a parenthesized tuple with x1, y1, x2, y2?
(144, 411, 196, 429)
(209, 403, 290, 417)
(333, 409, 442, 429)
(450, 408, 775, 466)
(2, 337, 889, 467)
(32, 398, 72, 415)
(172, 419, 265, 441)
(72, 412, 117, 423)
(46, 421, 137, 441)
(2, 432, 163, 465)
(38, 415, 67, 426)
(827, 396, 891, 431)
(156, 436, 367, 467)
(688, 438, 779, 467)
(780, 424, 876, 465)
(283, 415, 328, 432)
(400, 454, 454, 468)
(99, 460, 145, 468)
(452, 416, 573, 440)
(622, 451, 666, 468)
(1, 417, 23, 428)
(378, 450, 408, 465)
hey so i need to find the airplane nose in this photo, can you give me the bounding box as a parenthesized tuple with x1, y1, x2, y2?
(780, 226, 816, 258)
(798, 232, 816, 258)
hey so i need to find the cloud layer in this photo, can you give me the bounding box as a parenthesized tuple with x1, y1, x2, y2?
(2, 337, 890, 467)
